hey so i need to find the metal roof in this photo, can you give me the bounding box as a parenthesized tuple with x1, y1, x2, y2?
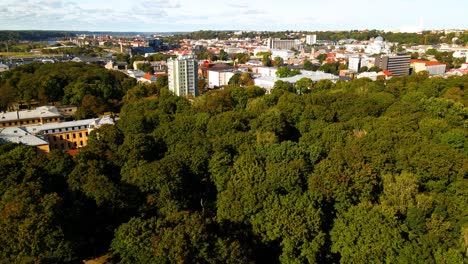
(0, 106, 61, 122)
(0, 127, 48, 146)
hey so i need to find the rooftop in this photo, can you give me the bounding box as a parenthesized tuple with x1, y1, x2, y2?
(0, 127, 48, 146)
(0, 106, 61, 122)
(410, 59, 445, 66)
(256, 70, 339, 83)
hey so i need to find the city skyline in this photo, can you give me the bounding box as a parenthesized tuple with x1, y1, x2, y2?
(2, 0, 468, 32)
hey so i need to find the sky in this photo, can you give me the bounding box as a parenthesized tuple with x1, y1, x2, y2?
(1, 0, 467, 32)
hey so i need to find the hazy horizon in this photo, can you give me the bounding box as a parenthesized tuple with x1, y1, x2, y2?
(2, 0, 467, 33)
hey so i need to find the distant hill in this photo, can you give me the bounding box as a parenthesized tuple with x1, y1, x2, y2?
(0, 30, 189, 41)
(0, 30, 76, 41)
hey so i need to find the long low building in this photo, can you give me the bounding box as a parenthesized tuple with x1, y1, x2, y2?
(254, 70, 339, 92)
(0, 106, 61, 128)
(0, 116, 114, 153)
(410, 60, 446, 76)
(0, 127, 50, 152)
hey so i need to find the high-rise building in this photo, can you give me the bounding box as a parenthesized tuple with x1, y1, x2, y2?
(348, 57, 361, 72)
(167, 57, 199, 97)
(306, 35, 317, 45)
(374, 54, 411, 76)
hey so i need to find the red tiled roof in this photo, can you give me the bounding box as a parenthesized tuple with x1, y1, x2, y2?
(67, 149, 80, 157)
(410, 59, 444, 66)
(382, 70, 393, 76)
(142, 73, 153, 80)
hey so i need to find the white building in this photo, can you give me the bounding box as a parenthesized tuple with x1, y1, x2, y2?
(271, 49, 295, 61)
(254, 70, 339, 93)
(306, 35, 317, 45)
(453, 49, 467, 59)
(254, 67, 278, 77)
(410, 60, 446, 76)
(208, 70, 235, 88)
(360, 56, 376, 68)
(356, 72, 382, 81)
(167, 57, 199, 97)
(226, 47, 248, 54)
(267, 38, 299, 50)
(365, 36, 390, 55)
(349, 57, 361, 72)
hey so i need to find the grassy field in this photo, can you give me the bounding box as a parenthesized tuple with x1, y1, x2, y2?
(0, 52, 45, 58)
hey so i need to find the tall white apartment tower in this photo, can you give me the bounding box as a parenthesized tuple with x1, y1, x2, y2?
(167, 56, 199, 97)
(306, 35, 317, 45)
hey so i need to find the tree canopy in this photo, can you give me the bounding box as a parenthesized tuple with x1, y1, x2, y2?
(0, 66, 467, 263)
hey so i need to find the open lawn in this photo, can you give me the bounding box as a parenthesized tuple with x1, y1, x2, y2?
(0, 52, 45, 58)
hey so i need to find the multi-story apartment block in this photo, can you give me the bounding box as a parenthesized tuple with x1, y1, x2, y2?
(374, 54, 411, 76)
(0, 106, 61, 128)
(267, 38, 299, 50)
(348, 57, 361, 72)
(306, 35, 317, 45)
(167, 57, 199, 97)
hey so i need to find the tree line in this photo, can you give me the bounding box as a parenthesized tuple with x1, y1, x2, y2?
(0, 30, 76, 42)
(0, 62, 136, 118)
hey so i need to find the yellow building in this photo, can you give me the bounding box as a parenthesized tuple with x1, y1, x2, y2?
(0, 127, 50, 153)
(24, 116, 115, 152)
(0, 116, 114, 153)
(0, 106, 61, 128)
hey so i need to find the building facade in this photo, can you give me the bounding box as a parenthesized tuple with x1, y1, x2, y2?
(374, 54, 411, 76)
(306, 35, 317, 45)
(0, 106, 61, 128)
(167, 57, 199, 97)
(410, 60, 446, 76)
(0, 116, 114, 153)
(267, 38, 299, 50)
(348, 57, 361, 72)
(208, 70, 235, 88)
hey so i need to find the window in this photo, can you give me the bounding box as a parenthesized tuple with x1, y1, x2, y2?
(79, 132, 82, 138)
(85, 132, 88, 136)
(59, 135, 63, 140)
(66, 134, 69, 139)
(73, 133, 76, 139)
(79, 141, 83, 146)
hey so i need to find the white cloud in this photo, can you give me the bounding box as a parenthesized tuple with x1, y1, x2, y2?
(0, 0, 467, 32)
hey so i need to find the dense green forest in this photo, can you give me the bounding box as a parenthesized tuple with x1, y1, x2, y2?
(0, 62, 136, 118)
(0, 67, 467, 263)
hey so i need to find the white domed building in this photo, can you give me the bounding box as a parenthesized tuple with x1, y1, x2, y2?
(365, 36, 390, 54)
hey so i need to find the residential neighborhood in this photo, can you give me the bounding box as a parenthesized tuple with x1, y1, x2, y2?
(2, 30, 468, 101)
